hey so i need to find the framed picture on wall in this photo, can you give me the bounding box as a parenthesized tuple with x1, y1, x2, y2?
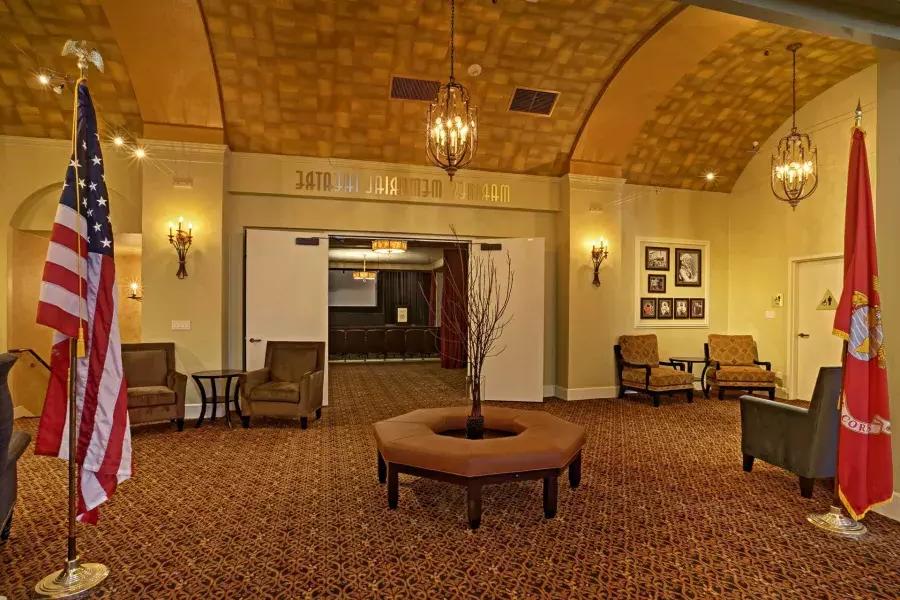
(397, 307, 408, 323)
(674, 298, 690, 319)
(645, 246, 670, 271)
(648, 274, 666, 294)
(690, 298, 706, 319)
(658, 298, 673, 319)
(675, 248, 702, 287)
(640, 297, 658, 319)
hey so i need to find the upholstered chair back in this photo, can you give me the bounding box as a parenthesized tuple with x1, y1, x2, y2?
(618, 334, 660, 367)
(0, 354, 17, 485)
(805, 366, 842, 474)
(266, 341, 325, 382)
(122, 343, 175, 387)
(708, 335, 758, 366)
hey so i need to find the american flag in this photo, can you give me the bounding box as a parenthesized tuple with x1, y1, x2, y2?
(34, 81, 132, 524)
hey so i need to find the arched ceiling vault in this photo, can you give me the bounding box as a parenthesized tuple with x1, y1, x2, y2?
(0, 0, 880, 191)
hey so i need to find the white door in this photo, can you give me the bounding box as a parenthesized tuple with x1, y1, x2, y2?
(245, 229, 330, 404)
(472, 238, 545, 403)
(793, 257, 844, 400)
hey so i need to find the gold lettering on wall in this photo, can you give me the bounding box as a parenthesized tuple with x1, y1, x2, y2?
(295, 170, 508, 204)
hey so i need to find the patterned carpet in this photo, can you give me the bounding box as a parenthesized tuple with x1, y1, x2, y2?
(3, 362, 900, 599)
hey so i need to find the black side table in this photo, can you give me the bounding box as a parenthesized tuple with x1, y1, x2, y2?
(668, 357, 710, 398)
(191, 369, 245, 428)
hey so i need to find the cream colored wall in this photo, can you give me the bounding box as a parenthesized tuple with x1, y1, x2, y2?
(727, 65, 878, 392)
(558, 177, 729, 396)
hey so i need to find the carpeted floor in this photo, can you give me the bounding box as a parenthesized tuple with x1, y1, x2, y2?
(3, 362, 900, 599)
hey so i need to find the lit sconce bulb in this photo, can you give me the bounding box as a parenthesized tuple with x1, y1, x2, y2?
(705, 172, 717, 182)
(37, 73, 51, 86)
(133, 147, 146, 159)
(112, 136, 125, 146)
(130, 281, 139, 292)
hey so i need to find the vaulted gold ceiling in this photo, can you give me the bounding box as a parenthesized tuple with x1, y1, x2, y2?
(0, 0, 879, 191)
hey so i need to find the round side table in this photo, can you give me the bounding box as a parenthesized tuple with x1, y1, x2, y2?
(191, 369, 245, 428)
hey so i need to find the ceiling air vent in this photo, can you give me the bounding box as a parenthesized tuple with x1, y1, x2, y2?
(390, 76, 441, 101)
(508, 87, 559, 116)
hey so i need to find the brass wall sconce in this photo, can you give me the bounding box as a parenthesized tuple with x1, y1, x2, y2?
(591, 239, 609, 287)
(168, 217, 193, 279)
(127, 280, 143, 301)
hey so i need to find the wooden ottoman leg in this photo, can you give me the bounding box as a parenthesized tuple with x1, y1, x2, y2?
(467, 481, 482, 529)
(543, 473, 558, 519)
(568, 452, 582, 489)
(387, 464, 399, 509)
(377, 452, 387, 484)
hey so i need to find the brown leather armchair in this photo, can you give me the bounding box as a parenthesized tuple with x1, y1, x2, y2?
(241, 341, 325, 429)
(122, 343, 187, 431)
(1, 353, 30, 542)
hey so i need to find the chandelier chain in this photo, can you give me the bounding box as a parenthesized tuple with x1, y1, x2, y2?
(449, 0, 456, 82)
(791, 45, 797, 131)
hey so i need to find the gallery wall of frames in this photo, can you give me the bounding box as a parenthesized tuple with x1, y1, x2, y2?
(634, 237, 710, 329)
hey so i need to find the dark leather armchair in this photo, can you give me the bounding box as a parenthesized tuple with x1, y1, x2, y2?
(241, 341, 325, 429)
(122, 343, 187, 431)
(740, 366, 841, 498)
(1, 353, 31, 541)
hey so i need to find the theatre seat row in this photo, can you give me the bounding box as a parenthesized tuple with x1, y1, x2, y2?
(329, 327, 440, 361)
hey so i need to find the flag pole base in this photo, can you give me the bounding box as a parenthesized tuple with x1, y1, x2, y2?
(807, 505, 867, 538)
(34, 557, 109, 598)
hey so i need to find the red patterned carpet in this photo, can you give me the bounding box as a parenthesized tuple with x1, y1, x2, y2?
(3, 362, 900, 599)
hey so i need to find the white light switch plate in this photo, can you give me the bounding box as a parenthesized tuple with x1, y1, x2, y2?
(171, 320, 191, 331)
(764, 310, 776, 320)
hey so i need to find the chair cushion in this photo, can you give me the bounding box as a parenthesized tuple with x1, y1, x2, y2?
(708, 335, 758, 366)
(123, 350, 168, 387)
(622, 366, 693, 390)
(619, 334, 660, 367)
(710, 366, 777, 385)
(127, 386, 176, 408)
(250, 381, 300, 402)
(270, 346, 318, 382)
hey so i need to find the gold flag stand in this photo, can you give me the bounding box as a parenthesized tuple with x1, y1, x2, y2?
(806, 104, 868, 539)
(34, 41, 110, 599)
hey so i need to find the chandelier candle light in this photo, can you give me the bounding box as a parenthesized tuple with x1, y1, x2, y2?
(771, 43, 818, 209)
(425, 0, 478, 179)
(168, 217, 193, 279)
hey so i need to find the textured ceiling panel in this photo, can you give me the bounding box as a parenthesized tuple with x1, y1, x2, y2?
(0, 0, 142, 139)
(199, 0, 677, 175)
(622, 22, 876, 191)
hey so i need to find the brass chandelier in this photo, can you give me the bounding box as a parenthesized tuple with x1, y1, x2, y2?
(771, 43, 818, 209)
(426, 0, 478, 179)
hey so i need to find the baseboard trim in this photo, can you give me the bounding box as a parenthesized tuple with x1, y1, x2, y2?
(542, 385, 555, 398)
(554, 385, 618, 401)
(875, 492, 900, 522)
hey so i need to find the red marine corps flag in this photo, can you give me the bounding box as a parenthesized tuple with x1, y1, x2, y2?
(832, 124, 893, 521)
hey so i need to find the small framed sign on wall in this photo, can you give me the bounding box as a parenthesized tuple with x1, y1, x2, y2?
(634, 237, 710, 329)
(396, 307, 408, 324)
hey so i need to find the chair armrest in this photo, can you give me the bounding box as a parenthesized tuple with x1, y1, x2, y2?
(621, 362, 652, 386)
(299, 369, 325, 412)
(740, 395, 811, 453)
(7, 430, 32, 466)
(242, 368, 270, 397)
(660, 360, 684, 371)
(754, 360, 772, 371)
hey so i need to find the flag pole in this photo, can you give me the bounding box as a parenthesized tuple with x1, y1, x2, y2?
(34, 42, 109, 599)
(806, 100, 867, 538)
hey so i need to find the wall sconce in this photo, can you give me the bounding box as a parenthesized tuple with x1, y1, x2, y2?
(127, 280, 143, 301)
(168, 216, 193, 279)
(591, 239, 609, 287)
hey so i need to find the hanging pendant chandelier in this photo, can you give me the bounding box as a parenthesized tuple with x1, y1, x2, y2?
(353, 255, 377, 281)
(425, 0, 478, 180)
(771, 43, 818, 209)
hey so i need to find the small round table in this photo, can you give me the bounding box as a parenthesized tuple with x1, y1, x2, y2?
(668, 356, 710, 397)
(191, 369, 245, 428)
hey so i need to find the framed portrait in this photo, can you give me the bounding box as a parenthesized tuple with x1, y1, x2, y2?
(674, 298, 690, 320)
(675, 248, 702, 287)
(647, 274, 666, 294)
(640, 297, 658, 319)
(689, 298, 706, 319)
(645, 246, 670, 271)
(397, 307, 408, 323)
(658, 298, 674, 319)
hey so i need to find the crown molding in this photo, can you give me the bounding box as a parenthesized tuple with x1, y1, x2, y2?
(563, 173, 627, 192)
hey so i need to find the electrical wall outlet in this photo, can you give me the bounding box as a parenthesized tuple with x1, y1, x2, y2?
(171, 320, 191, 331)
(772, 293, 784, 307)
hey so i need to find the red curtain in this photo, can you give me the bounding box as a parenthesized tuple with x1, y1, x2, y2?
(440, 248, 467, 369)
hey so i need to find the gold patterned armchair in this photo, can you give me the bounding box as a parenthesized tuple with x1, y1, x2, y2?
(704, 335, 777, 400)
(614, 334, 694, 407)
(241, 341, 325, 429)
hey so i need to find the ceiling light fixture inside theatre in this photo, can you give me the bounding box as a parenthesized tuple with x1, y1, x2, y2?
(426, 0, 478, 180)
(771, 43, 818, 209)
(372, 239, 407, 255)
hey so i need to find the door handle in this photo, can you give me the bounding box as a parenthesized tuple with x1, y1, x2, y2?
(797, 333, 810, 339)
(249, 338, 262, 343)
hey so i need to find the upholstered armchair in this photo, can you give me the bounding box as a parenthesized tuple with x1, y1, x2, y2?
(614, 334, 695, 407)
(740, 367, 841, 498)
(1, 353, 31, 542)
(241, 341, 325, 429)
(704, 335, 777, 400)
(122, 343, 187, 431)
